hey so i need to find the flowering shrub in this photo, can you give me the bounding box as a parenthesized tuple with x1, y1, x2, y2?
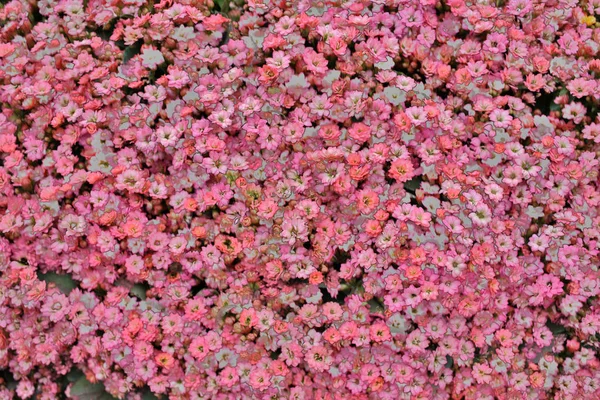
(1, 0, 600, 398)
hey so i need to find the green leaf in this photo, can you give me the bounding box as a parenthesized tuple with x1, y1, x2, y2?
(114, 279, 148, 300)
(404, 176, 422, 193)
(70, 377, 116, 400)
(215, 0, 229, 13)
(66, 369, 85, 383)
(367, 298, 384, 314)
(141, 389, 161, 400)
(38, 272, 77, 294)
(546, 320, 567, 335)
(123, 41, 142, 64)
(130, 283, 148, 300)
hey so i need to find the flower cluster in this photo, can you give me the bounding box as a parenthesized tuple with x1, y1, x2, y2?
(1, 0, 600, 399)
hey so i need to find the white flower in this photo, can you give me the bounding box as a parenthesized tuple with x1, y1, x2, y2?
(141, 48, 165, 69)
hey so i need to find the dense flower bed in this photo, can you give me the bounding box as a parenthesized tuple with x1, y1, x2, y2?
(1, 0, 600, 398)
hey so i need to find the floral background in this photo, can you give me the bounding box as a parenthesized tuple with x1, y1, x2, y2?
(1, 0, 600, 399)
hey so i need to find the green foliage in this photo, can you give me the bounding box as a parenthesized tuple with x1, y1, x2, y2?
(214, 0, 230, 14)
(130, 283, 148, 300)
(123, 41, 143, 64)
(37, 272, 77, 294)
(70, 376, 116, 400)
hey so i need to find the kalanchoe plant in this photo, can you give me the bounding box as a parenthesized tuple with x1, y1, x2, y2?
(1, 0, 600, 399)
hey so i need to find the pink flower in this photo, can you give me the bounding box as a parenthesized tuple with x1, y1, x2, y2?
(303, 50, 328, 75)
(348, 122, 372, 143)
(388, 158, 415, 183)
(369, 322, 391, 343)
(489, 109, 513, 128)
(280, 215, 309, 245)
(190, 337, 210, 360)
(41, 293, 70, 322)
(248, 368, 271, 391)
(219, 366, 239, 387)
(406, 330, 429, 354)
(306, 345, 332, 372)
